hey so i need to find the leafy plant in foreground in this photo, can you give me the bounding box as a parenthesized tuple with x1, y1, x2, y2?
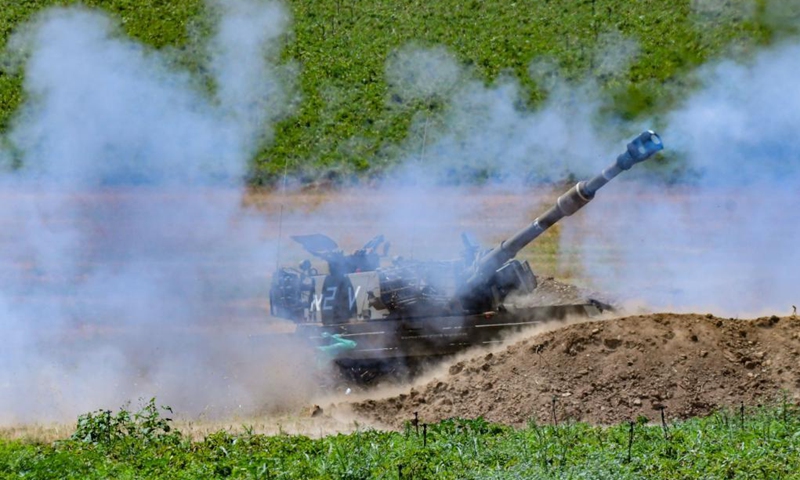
(70, 398, 180, 447)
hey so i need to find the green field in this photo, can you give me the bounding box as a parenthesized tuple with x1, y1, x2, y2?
(2, 400, 799, 479)
(2, 0, 795, 183)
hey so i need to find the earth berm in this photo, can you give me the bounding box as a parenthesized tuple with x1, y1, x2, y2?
(350, 313, 800, 427)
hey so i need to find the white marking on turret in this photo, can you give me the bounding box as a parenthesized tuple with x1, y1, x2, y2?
(310, 294, 323, 312)
(349, 286, 361, 309)
(323, 287, 338, 310)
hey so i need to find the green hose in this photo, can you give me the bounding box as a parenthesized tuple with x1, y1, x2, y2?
(316, 332, 357, 357)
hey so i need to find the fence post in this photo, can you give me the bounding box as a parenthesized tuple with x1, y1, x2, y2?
(626, 421, 635, 463)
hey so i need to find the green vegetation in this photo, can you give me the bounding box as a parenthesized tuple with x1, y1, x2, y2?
(0, 0, 794, 182)
(2, 400, 800, 478)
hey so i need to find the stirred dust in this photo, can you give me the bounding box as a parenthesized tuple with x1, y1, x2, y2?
(349, 313, 800, 427)
(2, 186, 795, 437)
(514, 276, 613, 307)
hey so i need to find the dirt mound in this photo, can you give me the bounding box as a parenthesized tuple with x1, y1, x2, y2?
(518, 276, 610, 307)
(351, 313, 800, 427)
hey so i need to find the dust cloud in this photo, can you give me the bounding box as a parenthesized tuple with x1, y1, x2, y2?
(2, 0, 798, 427)
(565, 39, 800, 316)
(0, 0, 311, 424)
(378, 26, 799, 317)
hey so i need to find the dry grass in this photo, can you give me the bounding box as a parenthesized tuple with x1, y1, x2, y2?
(0, 407, 376, 443)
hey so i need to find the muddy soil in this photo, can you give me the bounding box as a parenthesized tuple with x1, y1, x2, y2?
(351, 313, 800, 427)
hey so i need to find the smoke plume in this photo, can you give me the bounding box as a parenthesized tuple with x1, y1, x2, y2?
(3, 0, 799, 426)
(0, 0, 309, 424)
(379, 31, 798, 316)
(563, 39, 800, 315)
(383, 34, 643, 185)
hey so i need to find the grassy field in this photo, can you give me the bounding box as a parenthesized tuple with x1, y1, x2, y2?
(1, 0, 790, 183)
(2, 400, 799, 479)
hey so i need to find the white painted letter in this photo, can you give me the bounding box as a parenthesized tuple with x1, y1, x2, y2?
(348, 286, 361, 309)
(322, 287, 337, 310)
(311, 294, 323, 312)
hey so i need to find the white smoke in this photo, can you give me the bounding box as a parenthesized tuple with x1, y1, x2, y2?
(691, 0, 756, 22)
(399, 76, 617, 184)
(385, 44, 464, 103)
(209, 0, 294, 143)
(383, 35, 644, 185)
(764, 0, 800, 31)
(378, 32, 798, 317)
(0, 0, 310, 424)
(4, 0, 799, 426)
(566, 40, 800, 315)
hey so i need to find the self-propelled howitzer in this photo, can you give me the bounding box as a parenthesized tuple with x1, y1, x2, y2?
(269, 131, 663, 382)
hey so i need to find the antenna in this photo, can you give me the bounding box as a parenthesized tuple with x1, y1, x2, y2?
(409, 114, 430, 260)
(275, 159, 290, 270)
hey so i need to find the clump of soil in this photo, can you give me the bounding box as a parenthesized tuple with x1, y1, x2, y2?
(351, 313, 800, 427)
(518, 276, 613, 307)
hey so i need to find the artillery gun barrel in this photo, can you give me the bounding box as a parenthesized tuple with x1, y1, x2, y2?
(462, 130, 663, 292)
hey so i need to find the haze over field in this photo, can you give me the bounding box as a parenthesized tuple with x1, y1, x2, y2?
(567, 40, 800, 315)
(0, 0, 309, 423)
(0, 0, 798, 423)
(381, 33, 800, 315)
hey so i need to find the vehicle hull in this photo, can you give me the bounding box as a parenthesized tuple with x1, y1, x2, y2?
(298, 302, 606, 362)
